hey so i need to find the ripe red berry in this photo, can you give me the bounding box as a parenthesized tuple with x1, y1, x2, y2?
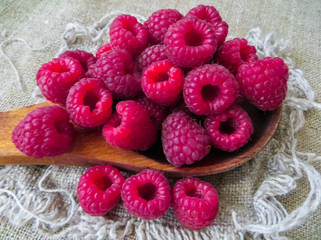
(237, 57, 289, 111)
(66, 78, 113, 128)
(121, 169, 171, 220)
(204, 105, 254, 152)
(12, 105, 74, 158)
(102, 100, 157, 151)
(183, 64, 239, 115)
(162, 111, 211, 167)
(96, 43, 113, 59)
(172, 177, 219, 230)
(137, 44, 168, 71)
(142, 60, 184, 106)
(77, 165, 125, 216)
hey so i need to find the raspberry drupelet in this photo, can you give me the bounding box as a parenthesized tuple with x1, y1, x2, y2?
(204, 105, 254, 152)
(36, 58, 83, 105)
(77, 165, 125, 216)
(215, 38, 258, 75)
(162, 111, 211, 167)
(164, 16, 218, 68)
(109, 14, 148, 56)
(102, 100, 157, 151)
(93, 49, 141, 100)
(172, 177, 219, 230)
(121, 169, 171, 220)
(236, 57, 289, 111)
(12, 105, 74, 158)
(183, 64, 239, 115)
(141, 60, 184, 106)
(66, 78, 113, 128)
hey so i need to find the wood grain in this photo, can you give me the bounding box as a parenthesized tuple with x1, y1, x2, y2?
(0, 102, 282, 177)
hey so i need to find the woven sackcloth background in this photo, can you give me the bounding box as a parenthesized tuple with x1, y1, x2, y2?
(1, 0, 321, 239)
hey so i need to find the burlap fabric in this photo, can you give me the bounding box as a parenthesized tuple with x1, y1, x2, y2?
(1, 0, 321, 239)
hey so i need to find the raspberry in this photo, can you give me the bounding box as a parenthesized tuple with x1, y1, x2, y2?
(77, 165, 125, 216)
(172, 177, 219, 230)
(144, 9, 183, 44)
(93, 49, 141, 100)
(66, 78, 113, 128)
(164, 17, 218, 68)
(204, 105, 254, 152)
(161, 111, 211, 167)
(215, 38, 258, 75)
(186, 4, 228, 47)
(96, 43, 112, 59)
(137, 44, 168, 71)
(141, 60, 184, 106)
(109, 14, 148, 56)
(121, 169, 171, 220)
(12, 106, 74, 158)
(183, 64, 239, 115)
(36, 58, 83, 105)
(236, 57, 289, 111)
(102, 100, 157, 150)
(136, 95, 168, 130)
(58, 50, 96, 76)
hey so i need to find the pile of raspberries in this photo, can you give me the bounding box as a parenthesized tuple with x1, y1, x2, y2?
(11, 5, 289, 229)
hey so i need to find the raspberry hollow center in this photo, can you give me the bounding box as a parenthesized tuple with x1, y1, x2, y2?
(138, 183, 158, 201)
(84, 91, 100, 111)
(186, 186, 203, 199)
(50, 63, 69, 73)
(219, 118, 238, 135)
(94, 176, 113, 191)
(184, 29, 204, 46)
(54, 121, 68, 134)
(201, 84, 220, 101)
(154, 72, 169, 82)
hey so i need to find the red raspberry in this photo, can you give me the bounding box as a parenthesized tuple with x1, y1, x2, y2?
(93, 49, 141, 100)
(215, 38, 258, 75)
(137, 44, 168, 71)
(58, 50, 96, 76)
(144, 9, 183, 44)
(121, 169, 171, 220)
(136, 95, 168, 130)
(172, 177, 219, 230)
(161, 111, 211, 167)
(164, 17, 218, 68)
(141, 60, 184, 106)
(183, 64, 239, 115)
(186, 4, 228, 47)
(109, 14, 148, 56)
(12, 106, 74, 158)
(96, 43, 112, 59)
(66, 78, 113, 128)
(102, 100, 157, 151)
(204, 105, 254, 152)
(237, 57, 289, 111)
(77, 165, 125, 216)
(36, 58, 83, 105)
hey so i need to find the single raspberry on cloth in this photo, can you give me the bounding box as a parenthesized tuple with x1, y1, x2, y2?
(137, 44, 168, 71)
(36, 58, 83, 105)
(186, 4, 228, 47)
(102, 100, 157, 151)
(204, 105, 254, 152)
(161, 111, 211, 167)
(237, 57, 289, 111)
(121, 169, 171, 220)
(109, 14, 148, 56)
(66, 78, 113, 128)
(93, 49, 141, 100)
(164, 16, 218, 68)
(215, 38, 258, 75)
(12, 105, 74, 158)
(144, 8, 183, 44)
(77, 165, 125, 216)
(141, 60, 184, 106)
(183, 64, 239, 115)
(172, 177, 219, 230)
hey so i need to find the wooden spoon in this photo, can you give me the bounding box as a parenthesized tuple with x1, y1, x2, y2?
(0, 102, 282, 177)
